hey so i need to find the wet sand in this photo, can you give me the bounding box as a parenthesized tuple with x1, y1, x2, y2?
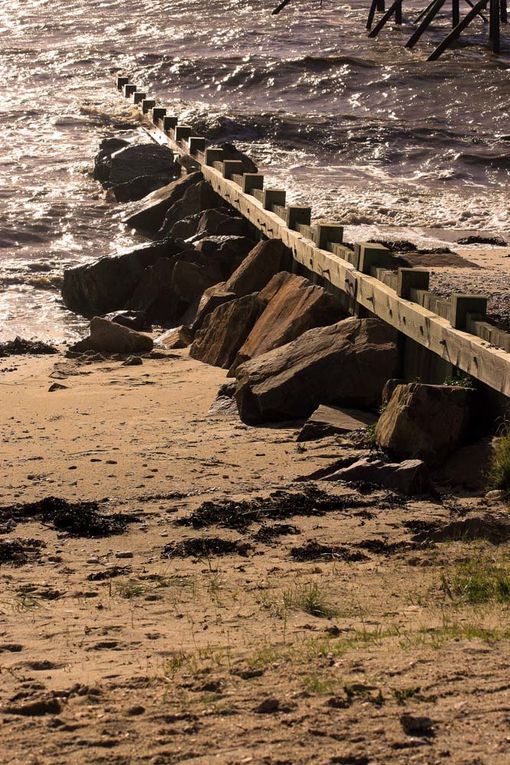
(1, 351, 509, 764)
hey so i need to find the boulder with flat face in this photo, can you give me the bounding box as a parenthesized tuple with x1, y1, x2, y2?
(100, 143, 178, 189)
(375, 383, 474, 465)
(234, 317, 398, 424)
(158, 181, 223, 238)
(93, 137, 130, 183)
(231, 272, 343, 371)
(195, 236, 255, 280)
(126, 257, 182, 323)
(61, 239, 184, 317)
(191, 208, 250, 240)
(190, 283, 237, 336)
(70, 317, 153, 355)
(122, 172, 203, 235)
(297, 405, 378, 442)
(224, 239, 292, 298)
(110, 173, 177, 203)
(322, 457, 431, 496)
(190, 294, 265, 369)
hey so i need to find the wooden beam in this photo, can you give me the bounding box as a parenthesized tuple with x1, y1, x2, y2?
(428, 0, 489, 59)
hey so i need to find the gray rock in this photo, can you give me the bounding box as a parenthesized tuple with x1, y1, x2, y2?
(102, 143, 178, 189)
(158, 180, 223, 238)
(93, 137, 129, 183)
(110, 174, 177, 203)
(70, 317, 153, 355)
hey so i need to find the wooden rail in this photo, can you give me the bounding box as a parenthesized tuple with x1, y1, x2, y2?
(116, 78, 510, 399)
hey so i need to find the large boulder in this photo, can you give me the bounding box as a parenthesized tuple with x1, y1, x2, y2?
(234, 317, 398, 424)
(70, 317, 153, 355)
(231, 272, 343, 371)
(172, 258, 221, 304)
(100, 143, 178, 189)
(190, 294, 264, 369)
(126, 257, 182, 323)
(322, 457, 431, 496)
(123, 172, 203, 235)
(195, 236, 255, 280)
(191, 208, 250, 240)
(224, 239, 292, 297)
(190, 283, 237, 335)
(110, 174, 178, 203)
(94, 137, 129, 183)
(375, 383, 474, 466)
(61, 240, 184, 317)
(158, 181, 223, 238)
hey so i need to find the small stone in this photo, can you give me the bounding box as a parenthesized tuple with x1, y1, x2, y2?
(127, 705, 145, 716)
(115, 551, 134, 559)
(400, 713, 435, 737)
(485, 489, 504, 501)
(255, 697, 280, 714)
(48, 383, 68, 392)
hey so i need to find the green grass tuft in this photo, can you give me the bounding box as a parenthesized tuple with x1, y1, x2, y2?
(441, 557, 510, 605)
(488, 424, 510, 492)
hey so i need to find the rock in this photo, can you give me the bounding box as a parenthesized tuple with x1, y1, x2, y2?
(297, 405, 378, 442)
(433, 437, 495, 491)
(158, 180, 223, 238)
(48, 382, 68, 392)
(110, 174, 177, 203)
(208, 383, 238, 416)
(456, 235, 507, 246)
(190, 294, 264, 369)
(254, 697, 280, 714)
(99, 143, 178, 189)
(62, 239, 185, 316)
(375, 383, 473, 466)
(171, 257, 221, 304)
(122, 172, 203, 235)
(323, 457, 431, 495)
(0, 337, 57, 357)
(400, 714, 435, 737)
(223, 239, 292, 297)
(126, 257, 181, 323)
(382, 377, 404, 405)
(235, 317, 398, 424)
(412, 512, 510, 544)
(103, 310, 152, 332)
(169, 211, 203, 240)
(191, 208, 249, 240)
(93, 137, 129, 183)
(195, 236, 255, 280)
(190, 283, 237, 335)
(485, 489, 505, 501)
(155, 325, 193, 350)
(70, 318, 153, 355)
(116, 551, 134, 559)
(231, 272, 343, 371)
(122, 356, 143, 366)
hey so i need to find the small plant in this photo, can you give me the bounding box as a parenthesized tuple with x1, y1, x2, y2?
(487, 424, 510, 492)
(440, 557, 510, 604)
(114, 579, 146, 599)
(444, 372, 475, 389)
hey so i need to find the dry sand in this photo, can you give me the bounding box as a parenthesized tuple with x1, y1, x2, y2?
(1, 350, 509, 764)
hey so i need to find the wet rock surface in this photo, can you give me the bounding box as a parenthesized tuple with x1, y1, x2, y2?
(0, 338, 57, 357)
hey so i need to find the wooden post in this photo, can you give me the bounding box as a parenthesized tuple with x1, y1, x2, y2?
(133, 91, 146, 104)
(312, 223, 344, 250)
(222, 160, 245, 179)
(151, 107, 166, 123)
(117, 76, 129, 91)
(452, 0, 460, 25)
(188, 137, 206, 154)
(262, 189, 286, 211)
(368, 0, 403, 36)
(205, 148, 224, 165)
(397, 268, 430, 299)
(163, 116, 178, 132)
(501, 0, 508, 23)
(450, 294, 488, 329)
(490, 0, 501, 51)
(123, 84, 136, 98)
(174, 125, 192, 141)
(284, 205, 311, 230)
(141, 98, 155, 114)
(358, 243, 393, 274)
(243, 174, 264, 195)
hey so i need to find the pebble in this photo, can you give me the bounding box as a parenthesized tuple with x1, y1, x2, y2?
(115, 551, 134, 559)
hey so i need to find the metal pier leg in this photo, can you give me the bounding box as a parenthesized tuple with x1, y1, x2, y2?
(368, 0, 403, 36)
(367, 0, 380, 29)
(489, 0, 501, 49)
(464, 0, 489, 22)
(415, 0, 439, 23)
(452, 0, 461, 24)
(427, 0, 489, 59)
(405, 0, 447, 47)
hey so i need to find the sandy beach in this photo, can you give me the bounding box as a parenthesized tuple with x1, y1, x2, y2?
(1, 350, 509, 764)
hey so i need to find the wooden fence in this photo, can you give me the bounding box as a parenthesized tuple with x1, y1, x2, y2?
(116, 78, 510, 399)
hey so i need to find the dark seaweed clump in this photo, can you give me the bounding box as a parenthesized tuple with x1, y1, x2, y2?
(2, 497, 137, 537)
(0, 538, 45, 565)
(0, 337, 57, 357)
(176, 487, 368, 531)
(162, 537, 251, 558)
(290, 540, 368, 563)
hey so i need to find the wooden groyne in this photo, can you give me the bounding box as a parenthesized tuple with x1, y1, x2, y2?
(116, 77, 510, 400)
